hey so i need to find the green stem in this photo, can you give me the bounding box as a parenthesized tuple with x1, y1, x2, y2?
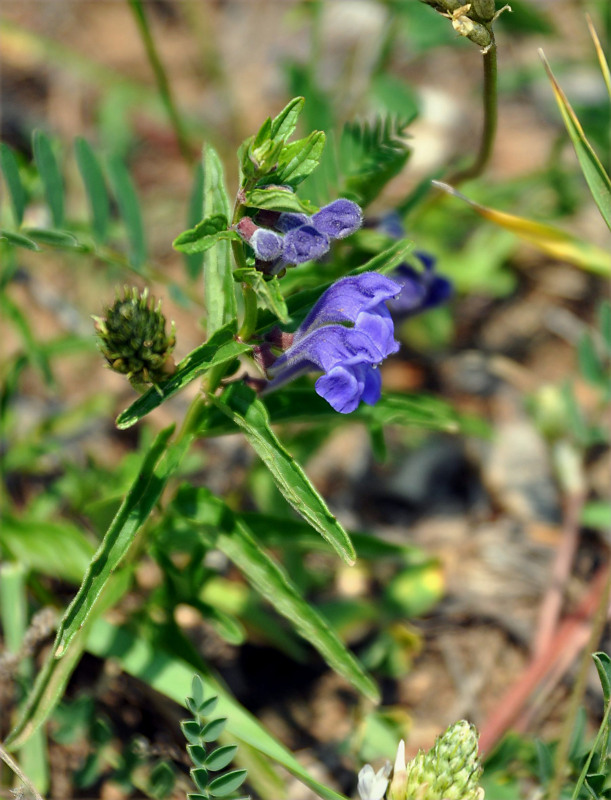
(237, 285, 258, 342)
(446, 32, 498, 184)
(127, 0, 193, 165)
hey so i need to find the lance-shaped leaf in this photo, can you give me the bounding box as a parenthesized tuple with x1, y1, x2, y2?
(107, 153, 147, 270)
(0, 143, 26, 225)
(540, 50, 611, 232)
(0, 229, 40, 251)
(5, 426, 189, 751)
(74, 137, 111, 242)
(174, 485, 379, 700)
(262, 131, 326, 188)
(116, 322, 251, 429)
(433, 181, 611, 277)
(173, 213, 240, 255)
(32, 130, 64, 228)
(209, 383, 356, 565)
(270, 96, 304, 141)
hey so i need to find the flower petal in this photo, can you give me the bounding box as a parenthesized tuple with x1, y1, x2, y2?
(312, 198, 363, 239)
(282, 224, 330, 264)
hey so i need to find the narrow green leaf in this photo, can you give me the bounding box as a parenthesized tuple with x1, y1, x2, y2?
(233, 268, 289, 323)
(185, 162, 205, 280)
(541, 50, 611, 231)
(0, 292, 53, 385)
(244, 187, 315, 214)
(74, 137, 110, 241)
(32, 130, 64, 228)
(0, 229, 41, 251)
(0, 143, 26, 225)
(24, 228, 83, 249)
(202, 718, 227, 743)
(5, 427, 190, 751)
(270, 97, 304, 141)
(209, 383, 356, 565)
(202, 143, 236, 335)
(593, 652, 611, 706)
(115, 322, 251, 429)
(107, 153, 147, 269)
(173, 214, 240, 255)
(85, 618, 349, 800)
(205, 746, 238, 772)
(586, 15, 611, 101)
(270, 131, 326, 187)
(598, 300, 611, 352)
(191, 674, 205, 708)
(208, 770, 247, 797)
(578, 333, 606, 387)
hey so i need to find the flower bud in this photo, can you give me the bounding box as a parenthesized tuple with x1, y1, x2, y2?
(470, 0, 497, 21)
(94, 287, 176, 390)
(312, 198, 363, 239)
(275, 212, 310, 233)
(250, 228, 284, 261)
(282, 224, 330, 264)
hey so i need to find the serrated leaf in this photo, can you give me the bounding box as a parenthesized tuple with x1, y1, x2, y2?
(270, 97, 304, 141)
(205, 745, 238, 772)
(210, 383, 356, 565)
(540, 51, 611, 231)
(5, 427, 189, 751)
(24, 228, 83, 249)
(0, 143, 26, 225)
(74, 137, 110, 241)
(433, 181, 611, 277)
(32, 130, 64, 228)
(202, 718, 227, 742)
(115, 322, 251, 429)
(188, 744, 208, 767)
(593, 652, 611, 706)
(182, 720, 204, 744)
(191, 767, 210, 791)
(0, 229, 41, 251)
(208, 769, 248, 797)
(107, 153, 147, 269)
(201, 143, 236, 335)
(233, 268, 288, 323)
(269, 131, 326, 187)
(244, 187, 314, 214)
(173, 214, 239, 255)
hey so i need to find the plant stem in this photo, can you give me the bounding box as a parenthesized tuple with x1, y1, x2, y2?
(238, 285, 258, 342)
(446, 32, 498, 185)
(127, 0, 193, 165)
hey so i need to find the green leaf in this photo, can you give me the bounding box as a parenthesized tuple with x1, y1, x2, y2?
(578, 332, 606, 388)
(191, 767, 210, 791)
(0, 292, 53, 385)
(188, 745, 208, 767)
(32, 130, 64, 228)
(208, 770, 247, 797)
(0, 229, 41, 251)
(541, 51, 611, 231)
(233, 268, 289, 323)
(191, 674, 205, 708)
(115, 322, 251, 429)
(205, 746, 238, 772)
(593, 652, 611, 706)
(270, 97, 304, 141)
(0, 517, 95, 583)
(202, 718, 227, 742)
(107, 153, 147, 269)
(209, 383, 356, 565)
(179, 488, 378, 700)
(268, 131, 326, 188)
(243, 187, 315, 214)
(201, 143, 236, 335)
(173, 214, 240, 255)
(74, 137, 110, 242)
(182, 720, 203, 744)
(85, 618, 349, 800)
(5, 427, 189, 751)
(149, 761, 175, 800)
(598, 300, 611, 352)
(0, 143, 26, 225)
(199, 696, 220, 716)
(185, 162, 205, 280)
(24, 228, 83, 249)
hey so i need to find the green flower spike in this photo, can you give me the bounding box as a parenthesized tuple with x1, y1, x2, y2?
(393, 721, 484, 800)
(94, 287, 176, 392)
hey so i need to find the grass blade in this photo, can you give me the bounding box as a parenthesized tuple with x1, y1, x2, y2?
(210, 383, 357, 565)
(540, 50, 611, 231)
(74, 137, 110, 241)
(32, 130, 64, 228)
(107, 153, 147, 269)
(0, 143, 26, 225)
(586, 15, 611, 100)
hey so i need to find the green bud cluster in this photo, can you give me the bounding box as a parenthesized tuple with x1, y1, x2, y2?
(396, 722, 484, 800)
(94, 287, 176, 390)
(419, 1, 511, 52)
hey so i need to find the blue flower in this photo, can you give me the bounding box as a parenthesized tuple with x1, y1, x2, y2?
(311, 199, 363, 239)
(282, 224, 330, 264)
(387, 252, 453, 318)
(249, 227, 284, 261)
(266, 273, 401, 413)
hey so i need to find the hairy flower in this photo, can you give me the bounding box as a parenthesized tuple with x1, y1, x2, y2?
(266, 273, 400, 413)
(312, 198, 363, 239)
(358, 763, 392, 800)
(249, 227, 284, 261)
(282, 224, 330, 264)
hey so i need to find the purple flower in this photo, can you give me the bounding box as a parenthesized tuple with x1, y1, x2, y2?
(249, 228, 284, 261)
(387, 252, 453, 318)
(275, 212, 310, 233)
(312, 198, 363, 239)
(266, 272, 401, 413)
(282, 224, 330, 264)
